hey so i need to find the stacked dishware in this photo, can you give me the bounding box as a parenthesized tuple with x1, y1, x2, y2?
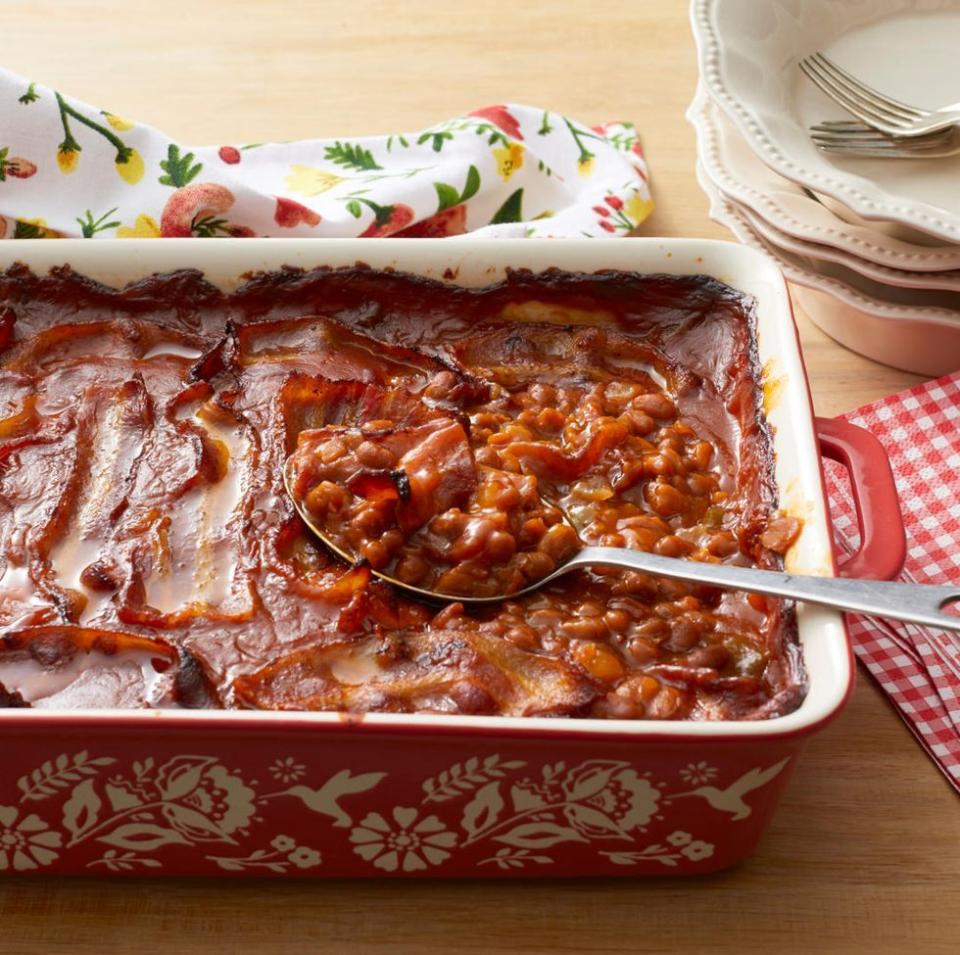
(689, 0, 960, 375)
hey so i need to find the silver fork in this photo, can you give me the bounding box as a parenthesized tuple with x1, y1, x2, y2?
(799, 53, 960, 137)
(809, 121, 960, 159)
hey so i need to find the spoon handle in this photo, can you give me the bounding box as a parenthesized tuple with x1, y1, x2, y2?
(561, 546, 960, 633)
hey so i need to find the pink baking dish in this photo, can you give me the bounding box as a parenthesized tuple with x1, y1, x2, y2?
(0, 238, 903, 877)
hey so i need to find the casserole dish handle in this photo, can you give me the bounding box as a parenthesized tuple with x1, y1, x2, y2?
(815, 417, 905, 581)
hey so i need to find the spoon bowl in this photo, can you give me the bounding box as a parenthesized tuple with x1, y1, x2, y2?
(284, 459, 960, 630)
(284, 458, 466, 605)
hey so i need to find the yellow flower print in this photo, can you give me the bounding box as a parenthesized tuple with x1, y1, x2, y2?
(493, 143, 525, 181)
(624, 193, 654, 225)
(284, 165, 345, 197)
(103, 112, 134, 131)
(115, 149, 144, 185)
(57, 145, 79, 174)
(577, 155, 595, 177)
(116, 214, 161, 239)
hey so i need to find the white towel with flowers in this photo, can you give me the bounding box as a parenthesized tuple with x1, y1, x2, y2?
(0, 68, 653, 241)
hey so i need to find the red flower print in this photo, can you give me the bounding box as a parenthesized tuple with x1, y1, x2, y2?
(274, 197, 321, 228)
(592, 205, 610, 217)
(604, 195, 623, 210)
(359, 202, 415, 238)
(160, 183, 252, 237)
(396, 204, 467, 238)
(6, 158, 36, 179)
(218, 146, 241, 165)
(469, 105, 523, 141)
(598, 219, 616, 233)
(0, 150, 37, 182)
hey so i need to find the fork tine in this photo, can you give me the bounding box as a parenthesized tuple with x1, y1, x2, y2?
(812, 120, 929, 133)
(811, 125, 908, 138)
(810, 121, 958, 145)
(813, 138, 952, 152)
(811, 53, 925, 119)
(817, 148, 930, 158)
(810, 125, 958, 149)
(800, 57, 911, 129)
(815, 141, 959, 158)
(809, 123, 954, 143)
(799, 59, 897, 129)
(815, 120, 878, 129)
(810, 127, 953, 145)
(810, 56, 916, 126)
(810, 121, 958, 147)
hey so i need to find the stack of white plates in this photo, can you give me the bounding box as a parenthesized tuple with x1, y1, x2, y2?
(690, 0, 960, 375)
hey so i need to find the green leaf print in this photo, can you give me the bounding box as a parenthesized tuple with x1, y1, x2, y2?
(13, 220, 44, 239)
(490, 188, 523, 225)
(0, 147, 8, 182)
(191, 215, 231, 237)
(604, 129, 639, 152)
(416, 131, 454, 153)
(361, 199, 393, 227)
(323, 141, 382, 171)
(76, 207, 121, 238)
(158, 145, 202, 188)
(433, 165, 481, 212)
(434, 182, 460, 212)
(18, 82, 39, 105)
(461, 165, 481, 202)
(345, 199, 363, 219)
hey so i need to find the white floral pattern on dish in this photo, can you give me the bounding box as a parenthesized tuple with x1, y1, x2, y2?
(2, 749, 792, 875)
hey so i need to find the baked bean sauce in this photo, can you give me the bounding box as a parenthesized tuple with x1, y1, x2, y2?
(289, 414, 582, 597)
(0, 265, 804, 718)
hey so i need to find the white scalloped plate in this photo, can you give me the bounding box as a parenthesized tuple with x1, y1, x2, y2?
(687, 86, 960, 274)
(692, 0, 960, 242)
(739, 203, 960, 293)
(696, 162, 960, 375)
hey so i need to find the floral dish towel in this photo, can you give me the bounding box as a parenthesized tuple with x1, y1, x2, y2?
(0, 68, 653, 241)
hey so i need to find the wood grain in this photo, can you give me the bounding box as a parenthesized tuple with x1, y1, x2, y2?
(1, 1, 956, 952)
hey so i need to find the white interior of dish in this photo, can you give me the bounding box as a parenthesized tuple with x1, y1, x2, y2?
(693, 0, 960, 241)
(0, 238, 850, 737)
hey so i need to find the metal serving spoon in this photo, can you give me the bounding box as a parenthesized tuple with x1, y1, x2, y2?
(284, 465, 960, 632)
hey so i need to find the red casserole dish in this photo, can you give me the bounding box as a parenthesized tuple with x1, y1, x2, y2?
(0, 238, 902, 877)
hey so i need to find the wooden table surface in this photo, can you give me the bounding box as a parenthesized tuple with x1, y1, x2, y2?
(2, 1, 957, 952)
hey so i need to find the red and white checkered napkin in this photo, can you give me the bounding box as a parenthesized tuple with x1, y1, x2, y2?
(824, 373, 960, 794)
